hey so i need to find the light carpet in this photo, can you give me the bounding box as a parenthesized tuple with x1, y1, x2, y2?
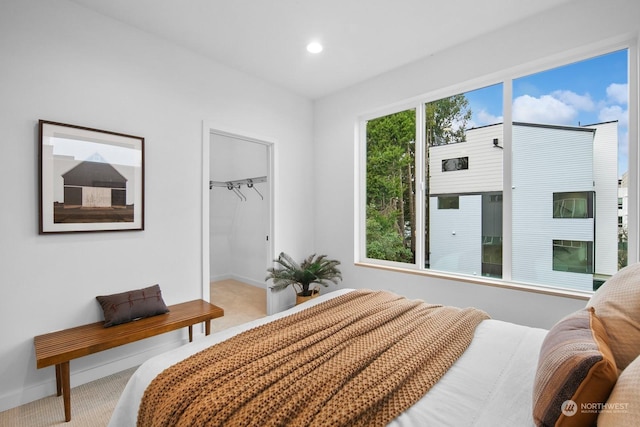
(0, 280, 266, 426)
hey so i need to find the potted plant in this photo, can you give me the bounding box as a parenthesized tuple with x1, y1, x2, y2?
(266, 252, 342, 305)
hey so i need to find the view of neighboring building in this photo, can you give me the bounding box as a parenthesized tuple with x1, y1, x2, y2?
(428, 121, 619, 292)
(619, 171, 629, 229)
(618, 171, 629, 269)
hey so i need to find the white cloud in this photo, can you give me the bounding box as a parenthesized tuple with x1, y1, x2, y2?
(476, 109, 503, 126)
(551, 90, 595, 111)
(606, 83, 628, 104)
(512, 94, 577, 125)
(599, 105, 628, 127)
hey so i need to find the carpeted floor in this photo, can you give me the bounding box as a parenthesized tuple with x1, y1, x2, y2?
(0, 280, 266, 427)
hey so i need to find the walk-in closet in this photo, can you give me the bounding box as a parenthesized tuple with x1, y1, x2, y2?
(209, 133, 271, 289)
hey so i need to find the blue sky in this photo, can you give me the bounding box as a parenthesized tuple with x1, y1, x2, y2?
(463, 49, 629, 175)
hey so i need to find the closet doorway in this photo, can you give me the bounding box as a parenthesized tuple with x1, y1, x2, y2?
(203, 125, 274, 315)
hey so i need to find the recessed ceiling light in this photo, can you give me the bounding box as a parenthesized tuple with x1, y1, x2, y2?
(306, 42, 323, 54)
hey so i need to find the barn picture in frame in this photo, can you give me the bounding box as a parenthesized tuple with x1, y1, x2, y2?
(39, 120, 144, 233)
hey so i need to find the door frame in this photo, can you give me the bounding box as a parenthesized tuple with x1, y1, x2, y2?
(201, 121, 275, 310)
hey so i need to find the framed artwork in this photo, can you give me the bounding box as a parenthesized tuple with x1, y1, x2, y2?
(39, 120, 144, 233)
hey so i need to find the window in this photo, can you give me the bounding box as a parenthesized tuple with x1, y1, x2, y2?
(553, 240, 594, 274)
(438, 196, 459, 209)
(362, 47, 632, 293)
(425, 85, 503, 275)
(365, 108, 416, 264)
(442, 157, 468, 171)
(553, 192, 594, 218)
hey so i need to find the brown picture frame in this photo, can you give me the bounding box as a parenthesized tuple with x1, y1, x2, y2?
(39, 120, 144, 233)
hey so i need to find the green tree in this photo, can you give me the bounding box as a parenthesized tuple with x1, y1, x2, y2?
(366, 109, 415, 262)
(618, 226, 628, 269)
(426, 94, 472, 146)
(366, 204, 413, 262)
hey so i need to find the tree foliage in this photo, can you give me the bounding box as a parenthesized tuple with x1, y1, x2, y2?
(366, 109, 415, 262)
(426, 94, 472, 146)
(366, 204, 413, 262)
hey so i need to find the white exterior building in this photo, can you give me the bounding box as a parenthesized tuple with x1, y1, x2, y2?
(618, 171, 629, 230)
(428, 121, 618, 292)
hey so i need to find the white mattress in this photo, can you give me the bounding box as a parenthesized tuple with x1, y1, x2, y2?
(108, 289, 547, 427)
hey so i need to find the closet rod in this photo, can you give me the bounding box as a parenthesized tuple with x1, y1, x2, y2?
(209, 176, 266, 200)
(208, 175, 267, 189)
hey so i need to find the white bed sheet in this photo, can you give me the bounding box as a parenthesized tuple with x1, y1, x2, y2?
(108, 289, 547, 427)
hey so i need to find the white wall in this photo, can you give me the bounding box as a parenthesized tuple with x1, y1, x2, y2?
(589, 122, 621, 276)
(429, 195, 482, 275)
(512, 125, 595, 290)
(313, 0, 639, 329)
(0, 0, 314, 411)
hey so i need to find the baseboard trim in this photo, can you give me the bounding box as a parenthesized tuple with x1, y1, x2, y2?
(210, 274, 267, 289)
(0, 333, 203, 412)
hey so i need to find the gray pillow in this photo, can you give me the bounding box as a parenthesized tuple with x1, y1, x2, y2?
(96, 284, 169, 327)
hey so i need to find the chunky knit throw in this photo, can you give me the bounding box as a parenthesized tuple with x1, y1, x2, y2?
(138, 290, 489, 427)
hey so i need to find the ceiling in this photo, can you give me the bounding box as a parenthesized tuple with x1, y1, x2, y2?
(70, 0, 573, 100)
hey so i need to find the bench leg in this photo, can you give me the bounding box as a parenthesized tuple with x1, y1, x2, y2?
(55, 364, 62, 396)
(59, 361, 71, 422)
(188, 321, 212, 342)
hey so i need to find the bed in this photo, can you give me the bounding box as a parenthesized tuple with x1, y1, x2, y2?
(109, 269, 640, 427)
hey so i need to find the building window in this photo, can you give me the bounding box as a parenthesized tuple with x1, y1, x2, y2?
(438, 196, 459, 209)
(442, 157, 468, 171)
(361, 47, 631, 293)
(553, 240, 594, 274)
(553, 192, 594, 218)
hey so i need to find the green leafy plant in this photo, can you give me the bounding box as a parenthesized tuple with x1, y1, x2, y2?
(266, 252, 342, 296)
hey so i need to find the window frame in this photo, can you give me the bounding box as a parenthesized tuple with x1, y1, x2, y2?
(438, 196, 460, 209)
(356, 38, 638, 297)
(552, 240, 594, 274)
(553, 192, 595, 219)
(442, 157, 469, 172)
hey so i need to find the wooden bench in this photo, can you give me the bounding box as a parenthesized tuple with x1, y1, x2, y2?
(33, 299, 224, 422)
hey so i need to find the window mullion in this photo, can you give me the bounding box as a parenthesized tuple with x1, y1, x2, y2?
(627, 41, 639, 264)
(502, 78, 513, 281)
(415, 103, 426, 269)
(357, 119, 368, 263)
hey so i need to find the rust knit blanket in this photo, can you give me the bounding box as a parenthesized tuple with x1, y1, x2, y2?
(138, 290, 489, 427)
